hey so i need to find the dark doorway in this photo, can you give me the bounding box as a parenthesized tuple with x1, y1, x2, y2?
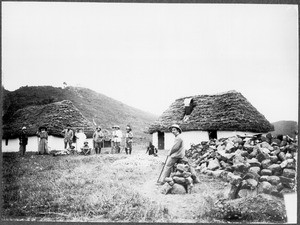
(158, 131, 165, 150)
(208, 130, 217, 140)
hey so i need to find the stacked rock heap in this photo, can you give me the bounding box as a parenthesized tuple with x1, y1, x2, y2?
(161, 158, 200, 195)
(186, 133, 297, 199)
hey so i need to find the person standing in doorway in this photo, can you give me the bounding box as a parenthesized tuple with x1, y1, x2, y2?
(125, 125, 133, 154)
(93, 126, 104, 154)
(37, 126, 49, 155)
(19, 126, 28, 156)
(61, 124, 74, 150)
(159, 124, 185, 184)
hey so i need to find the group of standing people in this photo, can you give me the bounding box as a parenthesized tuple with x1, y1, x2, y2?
(111, 125, 133, 154)
(61, 124, 134, 155)
(19, 126, 50, 156)
(18, 123, 134, 156)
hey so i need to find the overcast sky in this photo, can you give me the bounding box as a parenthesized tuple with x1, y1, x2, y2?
(2, 2, 298, 123)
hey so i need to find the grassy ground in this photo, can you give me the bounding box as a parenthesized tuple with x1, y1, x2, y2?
(1, 146, 284, 223)
(2, 148, 169, 222)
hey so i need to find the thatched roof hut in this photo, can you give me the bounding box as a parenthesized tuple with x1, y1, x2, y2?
(149, 90, 274, 134)
(3, 100, 95, 139)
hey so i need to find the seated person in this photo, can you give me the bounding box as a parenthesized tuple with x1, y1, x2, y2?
(81, 141, 91, 155)
(146, 142, 158, 156)
(69, 145, 77, 154)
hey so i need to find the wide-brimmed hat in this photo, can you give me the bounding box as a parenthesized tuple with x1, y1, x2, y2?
(39, 126, 48, 131)
(114, 125, 120, 129)
(169, 124, 182, 133)
(96, 126, 102, 130)
(22, 126, 27, 130)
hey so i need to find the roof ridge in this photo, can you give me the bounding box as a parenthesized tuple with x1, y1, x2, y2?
(176, 90, 240, 100)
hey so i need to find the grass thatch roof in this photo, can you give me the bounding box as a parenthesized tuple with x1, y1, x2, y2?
(2, 100, 95, 139)
(2, 85, 157, 142)
(148, 90, 274, 134)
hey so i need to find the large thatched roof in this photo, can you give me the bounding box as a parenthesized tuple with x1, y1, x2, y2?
(2, 100, 95, 139)
(148, 90, 274, 134)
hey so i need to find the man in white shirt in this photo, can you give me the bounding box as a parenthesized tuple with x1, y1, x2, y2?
(159, 124, 185, 184)
(114, 125, 123, 153)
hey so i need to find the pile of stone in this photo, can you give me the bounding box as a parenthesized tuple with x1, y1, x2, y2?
(161, 160, 200, 195)
(186, 133, 297, 199)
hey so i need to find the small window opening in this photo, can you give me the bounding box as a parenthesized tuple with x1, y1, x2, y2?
(183, 98, 194, 121)
(184, 98, 194, 115)
(208, 130, 217, 140)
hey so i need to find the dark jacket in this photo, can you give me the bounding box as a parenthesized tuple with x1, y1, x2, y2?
(19, 132, 28, 145)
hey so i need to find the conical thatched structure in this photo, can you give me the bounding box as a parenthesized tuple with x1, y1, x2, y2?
(3, 100, 95, 139)
(149, 90, 273, 134)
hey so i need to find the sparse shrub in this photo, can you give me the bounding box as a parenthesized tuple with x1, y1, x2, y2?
(199, 194, 287, 223)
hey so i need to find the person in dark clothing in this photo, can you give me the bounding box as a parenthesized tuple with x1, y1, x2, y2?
(146, 142, 158, 156)
(125, 125, 133, 154)
(19, 127, 28, 156)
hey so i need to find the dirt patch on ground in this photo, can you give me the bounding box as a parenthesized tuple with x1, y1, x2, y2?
(125, 151, 231, 222)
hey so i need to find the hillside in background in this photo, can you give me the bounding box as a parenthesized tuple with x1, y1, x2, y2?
(271, 120, 298, 138)
(2, 85, 158, 142)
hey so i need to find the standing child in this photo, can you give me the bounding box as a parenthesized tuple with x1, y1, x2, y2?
(125, 125, 133, 154)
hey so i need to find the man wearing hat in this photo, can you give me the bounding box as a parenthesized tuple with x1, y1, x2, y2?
(61, 124, 74, 150)
(81, 141, 91, 155)
(114, 125, 123, 153)
(159, 124, 185, 184)
(19, 126, 28, 156)
(93, 126, 104, 154)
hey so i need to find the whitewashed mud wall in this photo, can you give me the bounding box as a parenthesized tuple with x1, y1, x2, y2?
(2, 136, 94, 152)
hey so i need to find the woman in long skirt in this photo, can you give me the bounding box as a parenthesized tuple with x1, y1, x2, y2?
(37, 126, 49, 154)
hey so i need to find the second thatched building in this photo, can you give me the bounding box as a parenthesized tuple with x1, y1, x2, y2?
(148, 90, 274, 150)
